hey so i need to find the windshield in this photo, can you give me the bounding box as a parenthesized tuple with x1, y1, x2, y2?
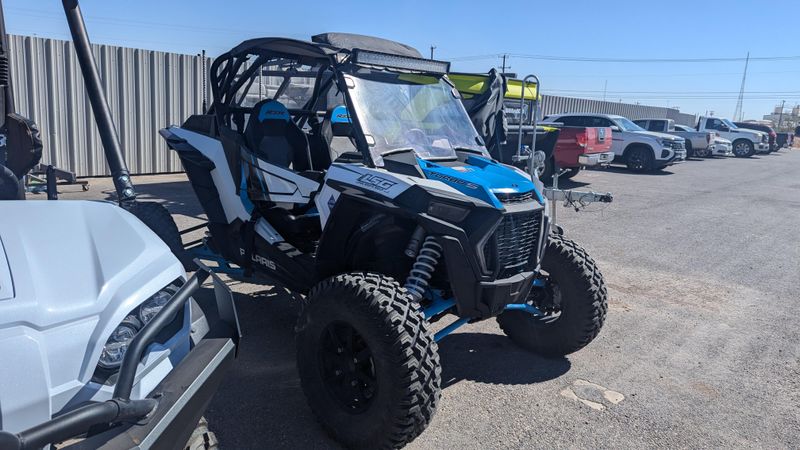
(722, 119, 739, 129)
(346, 71, 486, 163)
(615, 117, 646, 132)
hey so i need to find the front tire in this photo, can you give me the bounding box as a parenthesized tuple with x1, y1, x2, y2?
(685, 140, 694, 158)
(625, 145, 654, 172)
(497, 234, 608, 356)
(732, 139, 754, 157)
(127, 201, 196, 270)
(296, 273, 441, 449)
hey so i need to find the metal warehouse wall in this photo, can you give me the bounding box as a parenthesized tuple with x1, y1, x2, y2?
(6, 35, 698, 176)
(541, 95, 697, 127)
(7, 34, 207, 177)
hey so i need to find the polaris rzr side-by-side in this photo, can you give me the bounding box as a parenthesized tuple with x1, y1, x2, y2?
(158, 33, 608, 448)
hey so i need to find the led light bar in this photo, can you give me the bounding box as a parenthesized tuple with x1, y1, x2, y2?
(352, 49, 451, 75)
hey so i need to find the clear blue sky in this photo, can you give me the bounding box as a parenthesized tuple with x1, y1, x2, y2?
(5, 0, 800, 118)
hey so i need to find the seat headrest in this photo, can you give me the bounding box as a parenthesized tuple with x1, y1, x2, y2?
(251, 99, 292, 136)
(327, 105, 352, 137)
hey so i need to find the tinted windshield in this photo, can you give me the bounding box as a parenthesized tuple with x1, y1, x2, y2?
(346, 72, 486, 163)
(722, 119, 739, 129)
(615, 117, 646, 132)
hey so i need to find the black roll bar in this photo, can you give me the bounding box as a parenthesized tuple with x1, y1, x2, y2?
(61, 0, 136, 205)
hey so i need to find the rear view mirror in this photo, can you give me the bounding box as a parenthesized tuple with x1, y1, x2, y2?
(610, 126, 620, 132)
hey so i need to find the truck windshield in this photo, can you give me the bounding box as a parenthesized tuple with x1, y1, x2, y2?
(346, 71, 486, 164)
(615, 117, 646, 132)
(722, 119, 739, 129)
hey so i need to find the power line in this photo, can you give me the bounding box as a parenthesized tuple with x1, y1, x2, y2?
(447, 53, 800, 64)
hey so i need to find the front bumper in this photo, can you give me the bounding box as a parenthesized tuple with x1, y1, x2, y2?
(578, 151, 615, 166)
(1, 267, 240, 450)
(710, 143, 733, 156)
(755, 142, 770, 153)
(659, 147, 686, 166)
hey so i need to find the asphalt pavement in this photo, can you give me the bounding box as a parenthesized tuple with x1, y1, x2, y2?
(41, 148, 800, 449)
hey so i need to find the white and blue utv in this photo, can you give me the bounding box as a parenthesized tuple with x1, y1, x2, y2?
(158, 33, 608, 449)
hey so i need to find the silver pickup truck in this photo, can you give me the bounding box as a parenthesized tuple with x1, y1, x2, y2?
(634, 118, 715, 158)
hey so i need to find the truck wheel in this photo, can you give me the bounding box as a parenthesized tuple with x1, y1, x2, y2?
(694, 146, 711, 158)
(732, 139, 754, 157)
(540, 156, 556, 184)
(127, 201, 195, 270)
(184, 417, 219, 450)
(685, 140, 694, 158)
(625, 146, 654, 172)
(296, 272, 441, 449)
(497, 234, 607, 356)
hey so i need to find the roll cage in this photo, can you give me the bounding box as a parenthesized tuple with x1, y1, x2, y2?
(207, 34, 454, 168)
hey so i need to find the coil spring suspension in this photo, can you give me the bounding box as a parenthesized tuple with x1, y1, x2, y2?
(404, 236, 442, 301)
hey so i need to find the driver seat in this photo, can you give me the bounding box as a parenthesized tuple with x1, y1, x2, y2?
(244, 99, 311, 171)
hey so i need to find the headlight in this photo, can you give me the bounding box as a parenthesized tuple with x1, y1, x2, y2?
(660, 139, 672, 147)
(138, 290, 172, 324)
(96, 282, 181, 372)
(427, 201, 469, 222)
(98, 316, 141, 369)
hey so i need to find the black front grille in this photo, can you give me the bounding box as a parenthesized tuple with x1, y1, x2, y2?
(483, 209, 542, 278)
(494, 190, 536, 204)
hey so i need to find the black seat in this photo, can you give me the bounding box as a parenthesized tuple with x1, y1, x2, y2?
(320, 105, 359, 163)
(244, 99, 311, 171)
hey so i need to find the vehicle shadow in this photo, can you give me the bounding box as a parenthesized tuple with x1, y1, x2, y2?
(437, 332, 570, 388)
(601, 166, 675, 176)
(202, 286, 343, 449)
(103, 179, 206, 220)
(542, 178, 591, 189)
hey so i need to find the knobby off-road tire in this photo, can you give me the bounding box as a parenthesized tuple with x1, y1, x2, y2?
(497, 234, 608, 356)
(184, 417, 219, 450)
(295, 272, 441, 449)
(128, 201, 196, 270)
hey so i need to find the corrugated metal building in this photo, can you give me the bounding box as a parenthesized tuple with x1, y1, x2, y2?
(8, 34, 207, 177)
(7, 34, 698, 177)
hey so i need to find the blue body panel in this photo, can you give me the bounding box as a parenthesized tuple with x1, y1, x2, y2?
(417, 155, 542, 208)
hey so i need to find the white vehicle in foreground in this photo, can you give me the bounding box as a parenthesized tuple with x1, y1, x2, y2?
(0, 200, 239, 449)
(545, 113, 686, 171)
(695, 116, 769, 157)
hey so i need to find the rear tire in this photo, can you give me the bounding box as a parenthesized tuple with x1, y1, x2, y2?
(694, 145, 712, 158)
(296, 273, 441, 449)
(184, 417, 219, 450)
(625, 146, 654, 172)
(497, 234, 607, 356)
(732, 139, 754, 157)
(540, 156, 556, 184)
(127, 201, 196, 270)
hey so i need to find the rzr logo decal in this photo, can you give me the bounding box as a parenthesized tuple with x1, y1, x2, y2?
(356, 174, 397, 192)
(426, 171, 480, 190)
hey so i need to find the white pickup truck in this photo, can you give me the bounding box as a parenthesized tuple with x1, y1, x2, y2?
(695, 116, 769, 157)
(545, 113, 686, 171)
(633, 118, 714, 158)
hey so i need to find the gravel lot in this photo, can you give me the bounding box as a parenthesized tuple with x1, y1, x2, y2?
(39, 149, 800, 449)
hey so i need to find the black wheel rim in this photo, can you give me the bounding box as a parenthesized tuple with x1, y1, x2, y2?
(318, 321, 377, 413)
(526, 279, 563, 324)
(629, 150, 645, 169)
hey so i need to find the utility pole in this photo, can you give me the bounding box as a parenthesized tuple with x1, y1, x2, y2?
(429, 45, 436, 60)
(733, 51, 749, 121)
(499, 54, 509, 74)
(201, 49, 207, 112)
(602, 80, 607, 102)
(777, 100, 786, 129)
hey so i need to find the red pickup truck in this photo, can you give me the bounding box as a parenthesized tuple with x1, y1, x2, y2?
(540, 121, 614, 180)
